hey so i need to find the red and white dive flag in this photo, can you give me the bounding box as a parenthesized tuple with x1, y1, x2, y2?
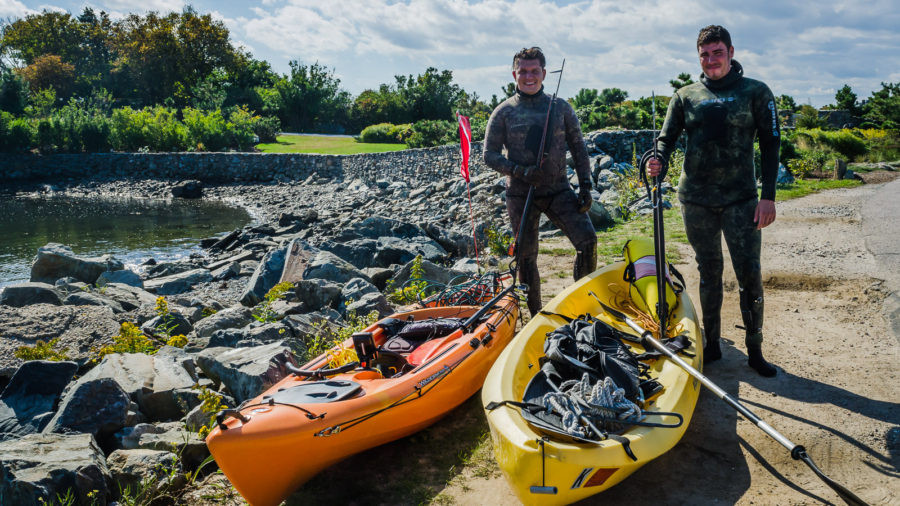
(457, 114, 471, 183)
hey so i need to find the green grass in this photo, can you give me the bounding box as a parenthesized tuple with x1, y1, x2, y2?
(774, 178, 862, 201)
(596, 211, 687, 266)
(256, 134, 406, 154)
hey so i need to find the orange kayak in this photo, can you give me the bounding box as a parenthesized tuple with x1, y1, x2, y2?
(206, 287, 520, 506)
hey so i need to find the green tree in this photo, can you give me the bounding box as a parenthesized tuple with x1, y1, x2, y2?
(834, 84, 859, 115)
(861, 82, 900, 129)
(669, 72, 694, 90)
(16, 54, 75, 99)
(0, 69, 29, 114)
(598, 88, 628, 107)
(276, 60, 350, 132)
(776, 94, 797, 112)
(572, 88, 599, 109)
(502, 82, 516, 98)
(396, 67, 464, 121)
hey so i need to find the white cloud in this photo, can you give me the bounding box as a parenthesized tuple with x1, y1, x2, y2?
(91, 0, 185, 13)
(0, 0, 39, 18)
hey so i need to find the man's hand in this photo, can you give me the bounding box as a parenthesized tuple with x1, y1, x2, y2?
(646, 157, 663, 178)
(512, 164, 540, 185)
(577, 187, 593, 213)
(754, 199, 776, 229)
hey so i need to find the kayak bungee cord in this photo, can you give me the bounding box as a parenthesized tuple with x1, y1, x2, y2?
(596, 301, 869, 506)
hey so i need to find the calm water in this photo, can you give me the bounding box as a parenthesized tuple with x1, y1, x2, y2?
(0, 194, 251, 288)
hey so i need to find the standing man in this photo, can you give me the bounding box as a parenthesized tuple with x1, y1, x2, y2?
(646, 25, 779, 376)
(483, 46, 596, 317)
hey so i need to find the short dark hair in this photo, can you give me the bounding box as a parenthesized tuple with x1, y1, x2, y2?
(697, 25, 732, 50)
(513, 47, 545, 70)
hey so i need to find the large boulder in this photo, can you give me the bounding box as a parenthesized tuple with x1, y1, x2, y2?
(144, 269, 213, 296)
(141, 313, 193, 339)
(0, 433, 110, 505)
(96, 269, 143, 289)
(122, 422, 208, 470)
(372, 236, 447, 267)
(0, 305, 120, 372)
(317, 239, 379, 269)
(106, 449, 180, 493)
(99, 283, 157, 311)
(588, 199, 615, 229)
(43, 378, 130, 440)
(192, 305, 255, 338)
(390, 258, 468, 287)
(196, 342, 298, 403)
(30, 243, 123, 285)
(0, 361, 78, 441)
(292, 279, 342, 311)
(62, 291, 125, 314)
(421, 222, 474, 257)
(303, 250, 370, 285)
(71, 349, 198, 422)
(0, 282, 62, 307)
(208, 321, 296, 348)
(239, 245, 288, 307)
(344, 292, 393, 318)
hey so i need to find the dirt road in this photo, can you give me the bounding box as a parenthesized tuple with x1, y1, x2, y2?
(442, 176, 899, 505)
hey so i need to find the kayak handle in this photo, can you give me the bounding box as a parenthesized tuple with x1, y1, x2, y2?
(287, 361, 359, 380)
(216, 409, 250, 431)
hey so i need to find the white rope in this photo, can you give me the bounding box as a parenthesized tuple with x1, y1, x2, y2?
(541, 373, 643, 434)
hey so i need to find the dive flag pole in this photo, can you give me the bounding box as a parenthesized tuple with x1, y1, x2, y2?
(457, 112, 481, 273)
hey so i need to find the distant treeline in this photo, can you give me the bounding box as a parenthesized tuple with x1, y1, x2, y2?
(1, 8, 897, 154)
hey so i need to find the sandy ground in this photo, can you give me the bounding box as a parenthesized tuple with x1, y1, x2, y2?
(439, 176, 900, 505)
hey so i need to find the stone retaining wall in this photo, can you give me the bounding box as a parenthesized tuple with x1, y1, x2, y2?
(2, 130, 672, 185)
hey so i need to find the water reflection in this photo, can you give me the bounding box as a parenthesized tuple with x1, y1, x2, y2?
(0, 194, 251, 287)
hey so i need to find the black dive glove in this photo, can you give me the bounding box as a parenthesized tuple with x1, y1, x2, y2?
(511, 164, 540, 185)
(577, 186, 593, 213)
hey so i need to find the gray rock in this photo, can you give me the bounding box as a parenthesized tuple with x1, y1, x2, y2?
(145, 261, 196, 278)
(373, 236, 447, 267)
(588, 200, 615, 229)
(183, 404, 209, 432)
(141, 312, 193, 339)
(71, 350, 198, 422)
(171, 179, 203, 199)
(340, 278, 380, 305)
(43, 378, 130, 439)
(345, 292, 393, 318)
(211, 261, 241, 281)
(196, 342, 298, 403)
(193, 305, 254, 338)
(0, 282, 62, 307)
(390, 258, 467, 287)
(100, 283, 157, 311)
(63, 291, 126, 313)
(0, 361, 78, 441)
(116, 422, 165, 450)
(292, 278, 342, 311)
(144, 268, 213, 295)
(0, 433, 110, 505)
(421, 222, 474, 257)
(129, 422, 209, 470)
(317, 238, 378, 269)
(777, 163, 795, 185)
(106, 449, 180, 492)
(303, 250, 370, 284)
(30, 243, 123, 285)
(361, 266, 395, 291)
(208, 321, 294, 348)
(96, 269, 143, 288)
(239, 245, 287, 307)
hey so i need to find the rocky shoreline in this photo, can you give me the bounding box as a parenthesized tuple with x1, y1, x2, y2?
(0, 128, 817, 504)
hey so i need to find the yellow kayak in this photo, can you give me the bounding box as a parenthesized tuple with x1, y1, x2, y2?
(482, 260, 702, 505)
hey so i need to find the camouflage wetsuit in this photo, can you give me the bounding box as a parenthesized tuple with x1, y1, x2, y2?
(483, 87, 596, 316)
(654, 60, 780, 347)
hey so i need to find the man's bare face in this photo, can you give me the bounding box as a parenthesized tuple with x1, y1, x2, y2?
(513, 58, 546, 95)
(699, 41, 734, 81)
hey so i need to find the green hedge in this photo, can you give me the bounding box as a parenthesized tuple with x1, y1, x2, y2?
(0, 105, 280, 153)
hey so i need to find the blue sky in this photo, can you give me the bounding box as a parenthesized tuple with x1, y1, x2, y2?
(3, 0, 898, 107)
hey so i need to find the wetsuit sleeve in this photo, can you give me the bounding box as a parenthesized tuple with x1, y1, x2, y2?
(654, 92, 685, 180)
(754, 85, 780, 201)
(483, 105, 517, 176)
(563, 100, 591, 188)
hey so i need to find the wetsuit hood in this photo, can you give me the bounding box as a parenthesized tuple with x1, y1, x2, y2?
(701, 59, 743, 90)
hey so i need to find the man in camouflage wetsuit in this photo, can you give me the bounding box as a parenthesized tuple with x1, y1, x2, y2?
(647, 25, 779, 377)
(483, 47, 596, 317)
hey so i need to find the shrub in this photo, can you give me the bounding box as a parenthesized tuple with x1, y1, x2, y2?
(183, 107, 229, 151)
(387, 255, 427, 304)
(359, 122, 399, 143)
(405, 119, 456, 148)
(110, 106, 186, 152)
(253, 115, 281, 143)
(14, 338, 69, 361)
(485, 224, 513, 256)
(252, 281, 294, 323)
(225, 106, 258, 151)
(94, 322, 159, 361)
(818, 129, 868, 160)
